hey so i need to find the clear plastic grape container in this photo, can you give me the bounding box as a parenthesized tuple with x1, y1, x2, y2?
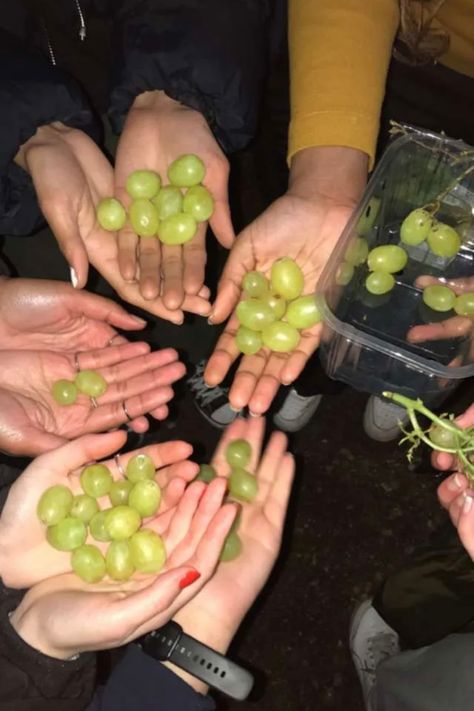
(315, 127, 474, 404)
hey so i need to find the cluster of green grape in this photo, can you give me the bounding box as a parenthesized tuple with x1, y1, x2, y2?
(400, 208, 461, 258)
(422, 284, 474, 314)
(52, 369, 108, 406)
(96, 155, 214, 245)
(37, 453, 165, 583)
(196, 438, 258, 562)
(234, 258, 322, 355)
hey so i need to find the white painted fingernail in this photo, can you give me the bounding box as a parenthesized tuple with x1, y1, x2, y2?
(70, 267, 78, 288)
(463, 495, 473, 514)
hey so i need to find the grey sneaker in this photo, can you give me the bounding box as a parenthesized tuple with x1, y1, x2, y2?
(188, 361, 240, 429)
(363, 395, 409, 442)
(350, 600, 400, 711)
(273, 389, 322, 432)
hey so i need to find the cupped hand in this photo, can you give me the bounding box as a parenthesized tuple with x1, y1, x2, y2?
(0, 344, 185, 455)
(114, 90, 233, 310)
(437, 472, 474, 558)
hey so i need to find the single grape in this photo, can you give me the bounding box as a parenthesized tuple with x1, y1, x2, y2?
(37, 485, 73, 526)
(52, 379, 77, 406)
(152, 185, 183, 220)
(427, 222, 461, 258)
(129, 529, 167, 574)
(367, 245, 408, 273)
(96, 198, 127, 232)
(454, 292, 474, 316)
(109, 479, 133, 507)
(75, 370, 107, 398)
(105, 540, 135, 581)
(70, 494, 99, 524)
(71, 544, 106, 583)
(80, 464, 113, 498)
(105, 505, 141, 541)
(236, 326, 262, 355)
(422, 284, 456, 312)
(400, 208, 432, 246)
(270, 258, 304, 300)
(236, 298, 275, 331)
(128, 480, 161, 518)
(365, 271, 395, 295)
(168, 154, 206, 187)
(226, 439, 252, 468)
(356, 197, 381, 235)
(126, 454, 155, 483)
(229, 468, 258, 502)
(335, 262, 355, 286)
(345, 237, 369, 266)
(242, 271, 269, 298)
(429, 422, 460, 448)
(286, 295, 322, 329)
(183, 185, 214, 222)
(219, 531, 242, 562)
(158, 212, 197, 245)
(126, 170, 161, 199)
(89, 510, 112, 542)
(129, 199, 160, 238)
(46, 517, 87, 551)
(262, 290, 286, 319)
(261, 321, 300, 353)
(196, 464, 217, 483)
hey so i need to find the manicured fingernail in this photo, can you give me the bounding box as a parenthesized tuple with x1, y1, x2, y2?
(207, 315, 215, 325)
(249, 410, 260, 418)
(463, 494, 473, 514)
(130, 315, 147, 326)
(179, 569, 201, 589)
(70, 267, 78, 288)
(448, 473, 464, 491)
(229, 405, 242, 413)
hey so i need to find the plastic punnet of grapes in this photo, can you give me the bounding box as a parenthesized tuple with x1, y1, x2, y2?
(96, 198, 127, 232)
(126, 454, 155, 484)
(365, 271, 395, 296)
(46, 517, 87, 551)
(229, 468, 258, 502)
(219, 531, 242, 562)
(454, 292, 474, 316)
(71, 544, 106, 583)
(427, 222, 461, 258)
(226, 439, 252, 468)
(129, 529, 167, 574)
(400, 208, 432, 246)
(109, 480, 133, 507)
(104, 506, 141, 541)
(106, 540, 135, 581)
(270, 258, 304, 300)
(236, 326, 263, 355)
(89, 510, 112, 542)
(367, 245, 408, 273)
(129, 199, 160, 238)
(345, 237, 369, 266)
(335, 262, 355, 286)
(152, 185, 183, 221)
(158, 213, 197, 245)
(80, 464, 113, 498)
(75, 370, 107, 398)
(236, 299, 275, 332)
(37, 485, 73, 526)
(52, 380, 78, 406)
(182, 185, 214, 222)
(196, 464, 217, 483)
(356, 197, 381, 236)
(128, 480, 161, 518)
(126, 170, 161, 200)
(168, 154, 206, 188)
(286, 295, 322, 329)
(422, 284, 456, 313)
(242, 271, 269, 298)
(261, 321, 300, 353)
(429, 422, 460, 449)
(70, 494, 99, 525)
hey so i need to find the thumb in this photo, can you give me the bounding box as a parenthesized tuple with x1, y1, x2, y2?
(41, 203, 90, 289)
(209, 198, 235, 249)
(209, 242, 252, 324)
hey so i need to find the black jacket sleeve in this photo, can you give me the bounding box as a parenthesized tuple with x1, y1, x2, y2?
(108, 0, 271, 153)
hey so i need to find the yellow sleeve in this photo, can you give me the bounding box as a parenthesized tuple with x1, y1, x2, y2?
(289, 0, 400, 169)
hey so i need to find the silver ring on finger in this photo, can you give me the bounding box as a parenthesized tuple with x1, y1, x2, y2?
(74, 352, 81, 373)
(90, 397, 99, 409)
(122, 400, 133, 422)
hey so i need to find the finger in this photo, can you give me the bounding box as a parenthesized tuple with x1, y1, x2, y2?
(407, 317, 473, 343)
(228, 350, 269, 410)
(211, 419, 252, 476)
(280, 327, 321, 385)
(209, 242, 253, 324)
(437, 472, 469, 509)
(111, 441, 195, 482)
(247, 353, 289, 416)
(161, 244, 185, 310)
(160, 477, 187, 515)
(183, 226, 207, 295)
(255, 429, 288, 500)
(95, 360, 185, 404)
(448, 491, 470, 529)
(149, 404, 169, 421)
(75, 342, 151, 372)
(180, 293, 212, 317)
(160, 481, 207, 550)
(415, 275, 474, 295)
(42, 205, 90, 289)
(42, 431, 127, 478)
(117, 227, 139, 283)
(70, 290, 147, 331)
(155, 460, 200, 487)
(204, 315, 241, 386)
(456, 492, 474, 559)
(264, 452, 295, 529)
(128, 415, 150, 434)
(139, 237, 161, 300)
(432, 449, 456, 471)
(199, 285, 211, 300)
(87, 387, 174, 432)
(209, 191, 235, 249)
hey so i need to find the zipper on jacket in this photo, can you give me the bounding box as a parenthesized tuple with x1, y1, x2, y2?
(41, 0, 87, 67)
(74, 0, 87, 41)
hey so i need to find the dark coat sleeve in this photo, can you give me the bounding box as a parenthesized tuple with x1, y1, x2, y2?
(108, 0, 271, 153)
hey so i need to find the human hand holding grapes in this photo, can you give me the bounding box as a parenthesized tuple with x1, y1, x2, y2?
(437, 471, 474, 559)
(431, 402, 474, 472)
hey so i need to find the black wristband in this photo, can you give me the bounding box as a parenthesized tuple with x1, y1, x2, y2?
(139, 621, 254, 701)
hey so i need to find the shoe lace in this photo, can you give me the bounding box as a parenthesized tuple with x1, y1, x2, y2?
(188, 362, 228, 406)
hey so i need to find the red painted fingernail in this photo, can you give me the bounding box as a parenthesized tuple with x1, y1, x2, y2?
(179, 569, 201, 589)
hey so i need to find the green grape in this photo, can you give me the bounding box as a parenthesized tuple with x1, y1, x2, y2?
(236, 326, 262, 355)
(345, 237, 369, 266)
(168, 154, 206, 187)
(129, 529, 167, 574)
(152, 185, 183, 220)
(70, 494, 99, 524)
(429, 422, 460, 448)
(128, 480, 161, 518)
(335, 262, 355, 286)
(226, 439, 252, 468)
(158, 212, 197, 245)
(422, 284, 456, 312)
(89, 510, 112, 542)
(46, 517, 87, 551)
(262, 290, 286, 319)
(37, 485, 73, 526)
(356, 197, 381, 235)
(454, 292, 474, 316)
(270, 258, 304, 300)
(183, 185, 214, 222)
(236, 299, 275, 331)
(229, 468, 258, 502)
(126, 170, 161, 199)
(109, 479, 133, 506)
(105, 540, 135, 581)
(96, 198, 127, 231)
(196, 464, 217, 483)
(242, 271, 269, 298)
(367, 245, 408, 273)
(286, 295, 322, 329)
(80, 464, 113, 498)
(427, 222, 461, 258)
(52, 379, 77, 406)
(126, 454, 155, 483)
(129, 199, 160, 238)
(219, 531, 242, 562)
(105, 505, 141, 541)
(400, 208, 432, 246)
(365, 271, 395, 295)
(71, 544, 106, 583)
(261, 321, 300, 353)
(75, 370, 107, 398)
